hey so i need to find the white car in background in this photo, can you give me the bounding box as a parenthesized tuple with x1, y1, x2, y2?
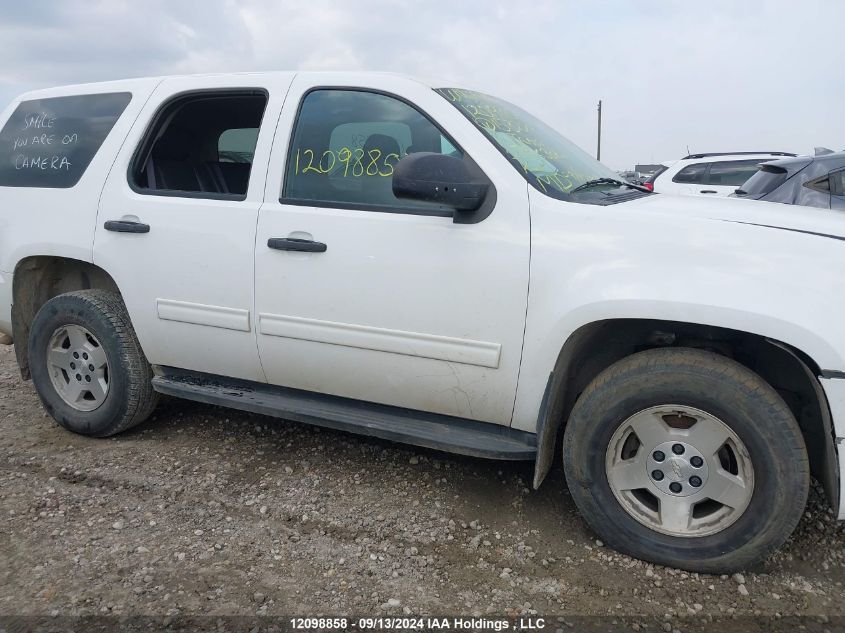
(646, 152, 795, 196)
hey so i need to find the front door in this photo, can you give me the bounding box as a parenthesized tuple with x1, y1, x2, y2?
(94, 74, 293, 381)
(254, 77, 530, 425)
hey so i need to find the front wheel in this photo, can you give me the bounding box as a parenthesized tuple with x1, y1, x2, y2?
(562, 347, 809, 573)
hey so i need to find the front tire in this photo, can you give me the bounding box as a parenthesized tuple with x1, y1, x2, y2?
(562, 347, 809, 573)
(28, 289, 158, 437)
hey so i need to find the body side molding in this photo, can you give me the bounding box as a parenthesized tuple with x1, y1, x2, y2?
(156, 299, 251, 332)
(258, 313, 502, 368)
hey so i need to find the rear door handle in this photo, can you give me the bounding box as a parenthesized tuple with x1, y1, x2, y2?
(267, 237, 327, 253)
(104, 220, 150, 233)
(700, 190, 718, 194)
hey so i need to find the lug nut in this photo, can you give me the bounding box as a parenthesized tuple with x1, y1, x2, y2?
(671, 443, 685, 455)
(669, 482, 682, 493)
(75, 374, 82, 381)
(82, 353, 89, 360)
(652, 450, 665, 462)
(689, 476, 702, 487)
(70, 362, 76, 370)
(690, 456, 703, 468)
(88, 364, 95, 371)
(73, 352, 79, 359)
(85, 375, 91, 383)
(651, 470, 664, 481)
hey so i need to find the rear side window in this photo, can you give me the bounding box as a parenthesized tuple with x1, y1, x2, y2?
(130, 91, 267, 199)
(0, 92, 131, 188)
(218, 128, 259, 163)
(739, 164, 788, 195)
(672, 163, 707, 184)
(707, 159, 765, 187)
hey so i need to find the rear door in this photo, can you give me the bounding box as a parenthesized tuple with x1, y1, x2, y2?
(94, 74, 294, 381)
(253, 74, 531, 425)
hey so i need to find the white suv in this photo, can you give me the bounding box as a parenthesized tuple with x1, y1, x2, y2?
(647, 152, 795, 196)
(1, 73, 844, 573)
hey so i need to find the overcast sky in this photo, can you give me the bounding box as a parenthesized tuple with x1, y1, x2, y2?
(0, 0, 841, 169)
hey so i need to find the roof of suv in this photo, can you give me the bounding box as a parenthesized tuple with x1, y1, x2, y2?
(750, 150, 845, 183)
(681, 152, 796, 160)
(656, 152, 796, 171)
(763, 150, 845, 169)
(11, 71, 430, 103)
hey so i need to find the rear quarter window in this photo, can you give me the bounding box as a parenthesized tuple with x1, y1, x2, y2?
(739, 164, 788, 195)
(0, 92, 131, 188)
(644, 165, 668, 184)
(671, 163, 707, 184)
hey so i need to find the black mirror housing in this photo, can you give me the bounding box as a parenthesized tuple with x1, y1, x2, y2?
(392, 152, 489, 212)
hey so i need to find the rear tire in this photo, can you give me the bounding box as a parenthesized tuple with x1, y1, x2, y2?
(28, 289, 157, 437)
(562, 347, 809, 573)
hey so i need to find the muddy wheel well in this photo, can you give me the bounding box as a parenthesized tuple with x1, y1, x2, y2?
(536, 319, 837, 510)
(11, 256, 121, 379)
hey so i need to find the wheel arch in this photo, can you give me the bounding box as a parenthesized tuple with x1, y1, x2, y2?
(12, 256, 123, 379)
(533, 318, 838, 513)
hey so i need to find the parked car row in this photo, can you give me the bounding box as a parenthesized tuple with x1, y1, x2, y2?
(622, 149, 845, 211)
(643, 152, 795, 196)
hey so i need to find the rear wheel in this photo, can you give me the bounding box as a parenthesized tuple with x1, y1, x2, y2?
(563, 347, 809, 573)
(28, 289, 157, 437)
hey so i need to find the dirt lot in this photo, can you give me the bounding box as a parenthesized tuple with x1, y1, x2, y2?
(1, 342, 845, 632)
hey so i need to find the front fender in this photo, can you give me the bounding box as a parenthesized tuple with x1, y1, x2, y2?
(512, 191, 845, 433)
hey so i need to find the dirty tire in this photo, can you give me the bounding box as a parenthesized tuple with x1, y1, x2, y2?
(28, 289, 158, 437)
(562, 347, 809, 573)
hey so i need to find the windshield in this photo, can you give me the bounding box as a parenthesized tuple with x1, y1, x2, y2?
(436, 87, 620, 199)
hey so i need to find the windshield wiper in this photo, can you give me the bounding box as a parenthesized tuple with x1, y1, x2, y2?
(570, 177, 651, 194)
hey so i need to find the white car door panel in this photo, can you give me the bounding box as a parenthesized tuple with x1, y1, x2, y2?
(255, 74, 530, 425)
(94, 74, 295, 381)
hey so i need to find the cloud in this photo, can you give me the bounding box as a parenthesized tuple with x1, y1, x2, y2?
(0, 0, 841, 168)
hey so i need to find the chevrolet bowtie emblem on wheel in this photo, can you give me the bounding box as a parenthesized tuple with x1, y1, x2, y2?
(670, 459, 683, 480)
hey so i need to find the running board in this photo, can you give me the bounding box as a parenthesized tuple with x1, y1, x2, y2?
(151, 368, 537, 460)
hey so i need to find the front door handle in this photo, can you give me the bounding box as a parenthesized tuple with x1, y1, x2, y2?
(104, 220, 150, 234)
(267, 237, 327, 253)
(700, 190, 718, 194)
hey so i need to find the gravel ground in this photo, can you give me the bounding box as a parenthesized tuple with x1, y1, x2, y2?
(1, 342, 845, 632)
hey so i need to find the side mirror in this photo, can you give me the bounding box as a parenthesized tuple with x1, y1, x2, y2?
(392, 152, 489, 212)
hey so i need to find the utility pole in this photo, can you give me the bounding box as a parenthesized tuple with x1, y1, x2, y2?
(596, 100, 602, 161)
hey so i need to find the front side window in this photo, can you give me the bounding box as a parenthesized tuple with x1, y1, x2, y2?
(284, 89, 464, 212)
(672, 163, 707, 184)
(707, 159, 767, 187)
(131, 91, 267, 198)
(0, 92, 131, 188)
(435, 87, 620, 200)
